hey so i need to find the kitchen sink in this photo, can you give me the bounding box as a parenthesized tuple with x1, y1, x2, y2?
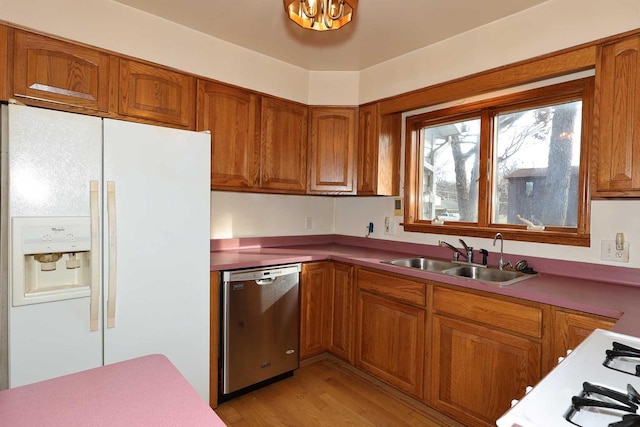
(382, 257, 536, 286)
(382, 257, 458, 272)
(442, 265, 534, 285)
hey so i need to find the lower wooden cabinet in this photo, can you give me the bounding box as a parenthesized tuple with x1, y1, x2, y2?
(355, 290, 425, 398)
(551, 308, 616, 371)
(431, 314, 541, 427)
(300, 262, 332, 359)
(430, 286, 545, 427)
(328, 263, 354, 363)
(300, 262, 355, 362)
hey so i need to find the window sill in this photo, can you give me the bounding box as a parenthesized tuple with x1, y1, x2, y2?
(401, 223, 590, 247)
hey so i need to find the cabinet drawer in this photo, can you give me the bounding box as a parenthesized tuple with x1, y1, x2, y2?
(433, 287, 542, 338)
(356, 268, 425, 306)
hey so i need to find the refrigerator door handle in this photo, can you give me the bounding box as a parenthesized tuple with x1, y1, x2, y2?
(89, 180, 100, 332)
(107, 181, 118, 329)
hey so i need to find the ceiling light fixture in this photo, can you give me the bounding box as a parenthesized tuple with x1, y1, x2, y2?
(283, 0, 358, 31)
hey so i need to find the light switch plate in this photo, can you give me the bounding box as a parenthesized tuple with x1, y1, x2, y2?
(394, 198, 403, 216)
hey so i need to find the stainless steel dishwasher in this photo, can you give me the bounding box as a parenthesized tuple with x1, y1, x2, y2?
(220, 263, 301, 401)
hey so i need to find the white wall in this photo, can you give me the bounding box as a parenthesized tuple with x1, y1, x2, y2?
(334, 197, 640, 269)
(210, 192, 334, 239)
(359, 0, 640, 103)
(308, 71, 359, 105)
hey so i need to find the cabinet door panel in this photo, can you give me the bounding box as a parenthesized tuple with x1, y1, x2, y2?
(357, 104, 379, 195)
(432, 315, 541, 427)
(595, 35, 640, 195)
(300, 263, 331, 359)
(119, 59, 195, 128)
(12, 30, 110, 112)
(308, 107, 356, 194)
(260, 97, 308, 192)
(0, 25, 8, 101)
(197, 81, 259, 189)
(356, 291, 424, 398)
(357, 104, 401, 196)
(552, 309, 615, 365)
(329, 263, 354, 362)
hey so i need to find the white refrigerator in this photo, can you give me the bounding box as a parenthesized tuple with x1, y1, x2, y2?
(0, 104, 211, 401)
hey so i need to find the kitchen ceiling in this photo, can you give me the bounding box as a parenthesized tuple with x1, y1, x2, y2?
(113, 0, 549, 71)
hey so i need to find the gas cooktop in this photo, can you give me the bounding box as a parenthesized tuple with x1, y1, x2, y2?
(497, 329, 640, 427)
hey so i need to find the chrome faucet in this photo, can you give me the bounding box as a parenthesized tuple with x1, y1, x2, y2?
(492, 233, 512, 270)
(439, 239, 473, 263)
(458, 239, 474, 262)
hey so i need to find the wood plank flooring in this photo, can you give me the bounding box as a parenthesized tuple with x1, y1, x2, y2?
(215, 355, 464, 426)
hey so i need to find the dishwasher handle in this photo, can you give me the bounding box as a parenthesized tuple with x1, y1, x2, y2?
(255, 278, 276, 285)
(223, 263, 301, 282)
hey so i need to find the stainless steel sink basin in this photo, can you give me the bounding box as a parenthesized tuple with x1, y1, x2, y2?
(382, 257, 458, 272)
(442, 265, 535, 286)
(382, 257, 536, 286)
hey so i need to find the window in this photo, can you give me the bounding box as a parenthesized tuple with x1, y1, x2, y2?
(404, 78, 592, 246)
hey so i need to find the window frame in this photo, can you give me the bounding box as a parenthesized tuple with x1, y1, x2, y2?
(403, 77, 594, 246)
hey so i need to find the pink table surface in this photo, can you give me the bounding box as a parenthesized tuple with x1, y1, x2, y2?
(0, 354, 226, 427)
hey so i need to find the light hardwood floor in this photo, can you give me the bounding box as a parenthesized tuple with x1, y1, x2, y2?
(215, 355, 464, 426)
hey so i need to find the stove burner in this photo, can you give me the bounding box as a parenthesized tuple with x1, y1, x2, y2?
(564, 382, 640, 427)
(604, 342, 640, 377)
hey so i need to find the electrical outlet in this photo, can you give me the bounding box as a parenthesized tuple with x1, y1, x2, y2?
(601, 240, 630, 262)
(305, 216, 313, 230)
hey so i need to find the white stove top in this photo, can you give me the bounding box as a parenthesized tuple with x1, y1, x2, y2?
(497, 329, 640, 427)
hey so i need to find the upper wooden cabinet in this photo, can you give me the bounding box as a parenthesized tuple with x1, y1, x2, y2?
(197, 80, 259, 189)
(357, 103, 401, 196)
(307, 107, 357, 194)
(0, 24, 8, 101)
(594, 34, 640, 197)
(118, 59, 195, 129)
(260, 96, 308, 193)
(12, 30, 111, 112)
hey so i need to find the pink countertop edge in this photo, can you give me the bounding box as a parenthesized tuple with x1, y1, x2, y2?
(210, 235, 640, 337)
(0, 354, 226, 427)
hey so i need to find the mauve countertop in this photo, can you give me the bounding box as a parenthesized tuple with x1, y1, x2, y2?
(211, 235, 640, 337)
(0, 354, 226, 427)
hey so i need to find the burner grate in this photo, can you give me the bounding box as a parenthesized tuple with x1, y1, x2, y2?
(564, 382, 640, 427)
(604, 342, 640, 377)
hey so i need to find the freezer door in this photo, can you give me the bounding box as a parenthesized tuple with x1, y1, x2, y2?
(223, 272, 300, 394)
(5, 104, 103, 387)
(102, 119, 211, 400)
